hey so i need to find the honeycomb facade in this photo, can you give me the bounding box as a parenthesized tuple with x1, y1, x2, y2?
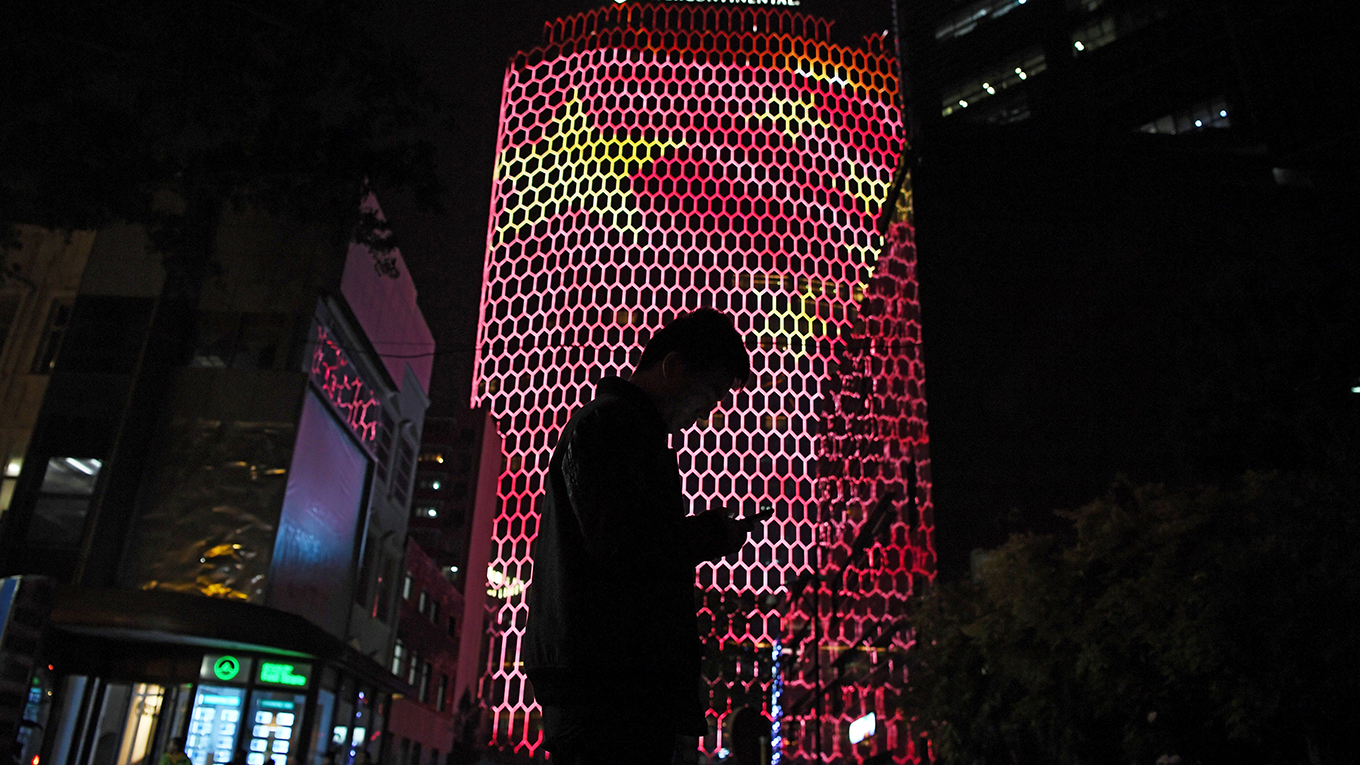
(470, 4, 932, 761)
(779, 189, 935, 763)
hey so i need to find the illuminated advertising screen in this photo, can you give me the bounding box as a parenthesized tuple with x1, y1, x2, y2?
(256, 660, 311, 689)
(268, 389, 370, 636)
(244, 691, 306, 765)
(186, 685, 245, 765)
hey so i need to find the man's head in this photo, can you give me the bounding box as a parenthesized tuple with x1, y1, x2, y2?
(629, 308, 750, 434)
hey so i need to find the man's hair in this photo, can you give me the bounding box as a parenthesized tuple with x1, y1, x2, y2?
(638, 308, 750, 389)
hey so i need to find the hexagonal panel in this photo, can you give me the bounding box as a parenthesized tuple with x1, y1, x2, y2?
(472, 5, 932, 763)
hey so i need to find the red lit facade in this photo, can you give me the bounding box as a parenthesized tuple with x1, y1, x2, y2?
(472, 4, 932, 762)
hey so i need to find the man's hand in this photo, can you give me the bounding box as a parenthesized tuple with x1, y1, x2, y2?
(713, 504, 776, 556)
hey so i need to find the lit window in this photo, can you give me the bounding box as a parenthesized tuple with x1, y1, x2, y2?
(941, 49, 1046, 117)
(1071, 6, 1166, 56)
(1071, 15, 1117, 53)
(434, 674, 448, 711)
(418, 449, 448, 464)
(417, 474, 447, 492)
(1139, 96, 1231, 134)
(934, 0, 1032, 41)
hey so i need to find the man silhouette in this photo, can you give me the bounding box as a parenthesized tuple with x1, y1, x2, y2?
(525, 308, 771, 765)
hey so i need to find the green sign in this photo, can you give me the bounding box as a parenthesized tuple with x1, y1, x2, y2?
(200, 654, 252, 684)
(258, 661, 310, 688)
(213, 656, 241, 681)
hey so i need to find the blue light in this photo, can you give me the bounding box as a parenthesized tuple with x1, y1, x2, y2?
(770, 641, 783, 765)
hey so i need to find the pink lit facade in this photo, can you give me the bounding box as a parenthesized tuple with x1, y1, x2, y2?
(471, 4, 933, 762)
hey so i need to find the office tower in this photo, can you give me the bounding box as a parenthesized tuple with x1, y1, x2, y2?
(473, 4, 932, 761)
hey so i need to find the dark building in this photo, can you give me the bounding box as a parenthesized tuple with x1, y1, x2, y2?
(384, 540, 460, 765)
(894, 0, 1359, 575)
(0, 194, 437, 765)
(386, 412, 501, 765)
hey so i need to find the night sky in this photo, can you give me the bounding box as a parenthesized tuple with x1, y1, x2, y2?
(373, 0, 895, 414)
(371, 0, 1359, 580)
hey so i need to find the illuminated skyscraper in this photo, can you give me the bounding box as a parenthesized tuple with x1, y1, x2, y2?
(472, 3, 933, 761)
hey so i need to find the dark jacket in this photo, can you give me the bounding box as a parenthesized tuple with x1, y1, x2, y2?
(524, 376, 736, 732)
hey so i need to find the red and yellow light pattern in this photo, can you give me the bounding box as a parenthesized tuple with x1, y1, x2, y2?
(471, 4, 932, 761)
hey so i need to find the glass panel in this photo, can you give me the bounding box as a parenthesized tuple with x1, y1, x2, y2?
(185, 685, 246, 765)
(125, 419, 294, 602)
(308, 689, 336, 765)
(349, 688, 375, 762)
(90, 683, 133, 765)
(27, 457, 102, 547)
(151, 685, 195, 765)
(330, 679, 356, 763)
(115, 684, 165, 765)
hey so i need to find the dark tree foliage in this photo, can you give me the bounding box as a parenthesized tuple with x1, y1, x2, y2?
(1, 0, 442, 248)
(0, 0, 443, 585)
(907, 473, 1359, 765)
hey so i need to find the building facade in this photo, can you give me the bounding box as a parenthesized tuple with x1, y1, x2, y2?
(385, 539, 460, 765)
(410, 412, 503, 716)
(0, 195, 435, 765)
(471, 4, 932, 761)
(0, 227, 96, 520)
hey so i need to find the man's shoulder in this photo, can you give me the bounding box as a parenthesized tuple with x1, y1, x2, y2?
(569, 386, 648, 432)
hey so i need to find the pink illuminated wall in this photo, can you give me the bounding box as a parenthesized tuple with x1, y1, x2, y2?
(780, 199, 934, 763)
(471, 4, 931, 761)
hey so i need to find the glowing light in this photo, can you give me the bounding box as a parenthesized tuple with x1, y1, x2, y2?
(475, 5, 924, 760)
(770, 641, 784, 765)
(486, 566, 526, 599)
(63, 457, 100, 476)
(1220, 110, 1228, 117)
(1195, 119, 1203, 127)
(1350, 386, 1360, 394)
(1074, 40, 1085, 50)
(309, 324, 381, 450)
(430, 481, 441, 490)
(959, 99, 969, 107)
(848, 713, 876, 744)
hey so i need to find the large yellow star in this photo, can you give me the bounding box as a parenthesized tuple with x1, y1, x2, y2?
(494, 93, 680, 245)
